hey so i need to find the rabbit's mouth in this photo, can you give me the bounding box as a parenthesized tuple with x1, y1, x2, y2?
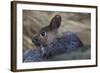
(32, 39, 41, 47)
(33, 41, 41, 46)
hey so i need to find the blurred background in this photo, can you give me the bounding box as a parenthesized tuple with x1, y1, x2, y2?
(23, 10, 91, 51)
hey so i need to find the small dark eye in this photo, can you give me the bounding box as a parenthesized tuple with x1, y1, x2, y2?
(40, 32, 46, 36)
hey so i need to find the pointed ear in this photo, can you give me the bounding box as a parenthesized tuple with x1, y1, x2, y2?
(49, 15, 61, 30)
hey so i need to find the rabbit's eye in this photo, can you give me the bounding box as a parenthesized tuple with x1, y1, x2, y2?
(40, 32, 47, 37)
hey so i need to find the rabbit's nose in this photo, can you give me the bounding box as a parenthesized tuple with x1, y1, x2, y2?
(32, 38, 41, 46)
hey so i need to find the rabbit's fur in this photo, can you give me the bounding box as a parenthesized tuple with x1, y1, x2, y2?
(32, 15, 83, 58)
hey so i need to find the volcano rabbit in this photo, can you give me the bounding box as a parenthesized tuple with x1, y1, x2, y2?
(32, 15, 83, 58)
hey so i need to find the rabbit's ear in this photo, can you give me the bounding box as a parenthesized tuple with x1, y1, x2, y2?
(49, 15, 61, 30)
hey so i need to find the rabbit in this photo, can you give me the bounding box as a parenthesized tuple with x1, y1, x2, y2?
(32, 15, 83, 58)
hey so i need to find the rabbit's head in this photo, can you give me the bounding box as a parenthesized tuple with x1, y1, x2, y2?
(32, 15, 61, 47)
